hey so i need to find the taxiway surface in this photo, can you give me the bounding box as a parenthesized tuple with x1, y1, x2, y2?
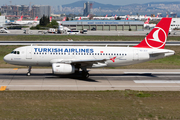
(0, 69, 180, 91)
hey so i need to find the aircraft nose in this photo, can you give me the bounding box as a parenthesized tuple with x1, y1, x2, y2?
(3, 54, 11, 63)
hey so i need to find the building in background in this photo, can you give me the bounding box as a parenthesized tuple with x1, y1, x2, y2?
(62, 20, 144, 31)
(39, 5, 51, 18)
(83, 2, 90, 16)
(0, 5, 51, 19)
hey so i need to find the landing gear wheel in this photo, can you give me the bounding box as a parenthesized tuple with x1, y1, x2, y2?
(27, 72, 31, 76)
(82, 71, 89, 79)
(27, 66, 32, 76)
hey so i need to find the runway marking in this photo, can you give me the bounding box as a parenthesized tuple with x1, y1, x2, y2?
(0, 85, 180, 88)
(0, 86, 7, 91)
(13, 68, 18, 70)
(124, 72, 180, 74)
(92, 76, 180, 78)
(134, 80, 180, 83)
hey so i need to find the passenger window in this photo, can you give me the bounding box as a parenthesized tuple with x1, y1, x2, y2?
(17, 51, 20, 54)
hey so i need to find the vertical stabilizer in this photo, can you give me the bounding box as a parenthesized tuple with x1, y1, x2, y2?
(134, 18, 172, 49)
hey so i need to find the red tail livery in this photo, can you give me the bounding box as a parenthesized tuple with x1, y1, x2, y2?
(134, 18, 172, 49)
(17, 16, 23, 21)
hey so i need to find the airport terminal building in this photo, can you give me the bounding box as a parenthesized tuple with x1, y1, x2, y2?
(61, 20, 144, 31)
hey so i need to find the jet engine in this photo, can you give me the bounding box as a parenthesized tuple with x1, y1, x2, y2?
(52, 63, 75, 74)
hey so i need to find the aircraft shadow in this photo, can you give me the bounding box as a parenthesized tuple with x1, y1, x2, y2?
(0, 73, 98, 82)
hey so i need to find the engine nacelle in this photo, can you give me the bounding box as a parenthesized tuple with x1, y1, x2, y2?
(52, 63, 75, 75)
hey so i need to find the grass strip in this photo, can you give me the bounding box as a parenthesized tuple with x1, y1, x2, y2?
(0, 91, 180, 119)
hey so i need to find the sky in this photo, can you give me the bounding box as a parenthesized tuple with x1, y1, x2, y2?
(0, 0, 177, 6)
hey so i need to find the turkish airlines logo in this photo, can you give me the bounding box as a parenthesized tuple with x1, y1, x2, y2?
(145, 27, 167, 49)
(110, 57, 116, 62)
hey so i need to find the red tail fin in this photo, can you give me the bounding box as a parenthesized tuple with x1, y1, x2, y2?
(144, 18, 150, 24)
(34, 16, 38, 21)
(50, 16, 52, 22)
(62, 17, 66, 21)
(134, 18, 172, 49)
(17, 16, 23, 21)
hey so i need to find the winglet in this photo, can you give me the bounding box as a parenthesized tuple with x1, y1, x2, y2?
(134, 18, 172, 49)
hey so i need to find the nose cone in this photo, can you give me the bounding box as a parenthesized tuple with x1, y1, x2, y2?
(3, 54, 11, 63)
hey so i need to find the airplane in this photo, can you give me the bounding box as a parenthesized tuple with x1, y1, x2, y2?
(17, 16, 23, 21)
(75, 15, 89, 20)
(125, 15, 130, 20)
(3, 18, 174, 79)
(93, 15, 112, 20)
(62, 17, 66, 21)
(144, 18, 156, 28)
(57, 17, 67, 24)
(50, 16, 52, 22)
(57, 17, 71, 31)
(10, 16, 39, 25)
(78, 17, 81, 20)
(151, 15, 162, 20)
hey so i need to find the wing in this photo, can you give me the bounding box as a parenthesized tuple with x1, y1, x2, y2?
(50, 59, 108, 67)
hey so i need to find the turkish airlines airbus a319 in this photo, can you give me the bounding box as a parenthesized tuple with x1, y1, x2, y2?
(4, 18, 174, 79)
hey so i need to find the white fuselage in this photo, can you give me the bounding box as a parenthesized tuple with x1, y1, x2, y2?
(4, 46, 174, 68)
(14, 20, 39, 25)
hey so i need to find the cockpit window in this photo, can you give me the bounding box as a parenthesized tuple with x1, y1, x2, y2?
(11, 51, 20, 54)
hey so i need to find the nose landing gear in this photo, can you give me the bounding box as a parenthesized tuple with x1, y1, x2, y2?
(27, 66, 32, 76)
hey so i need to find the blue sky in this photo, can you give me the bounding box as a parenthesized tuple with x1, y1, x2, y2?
(0, 0, 176, 6)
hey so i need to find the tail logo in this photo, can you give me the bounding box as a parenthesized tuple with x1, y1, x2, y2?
(145, 27, 167, 49)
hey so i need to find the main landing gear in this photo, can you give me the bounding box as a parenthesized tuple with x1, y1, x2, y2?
(27, 66, 32, 76)
(81, 68, 89, 79)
